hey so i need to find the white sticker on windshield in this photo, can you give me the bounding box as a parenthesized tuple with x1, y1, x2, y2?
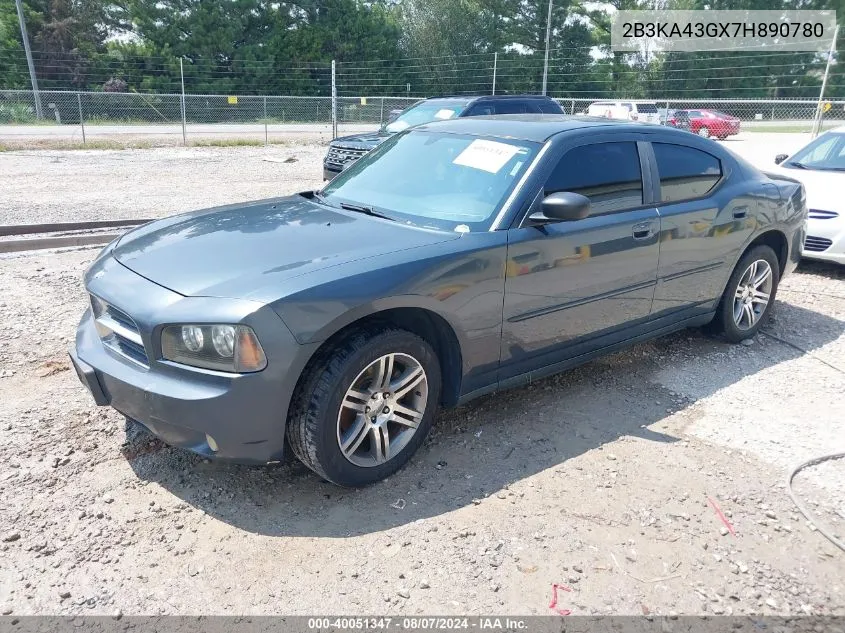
(434, 109, 456, 120)
(453, 139, 521, 174)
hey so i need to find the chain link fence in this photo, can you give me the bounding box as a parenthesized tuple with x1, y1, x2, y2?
(560, 97, 845, 129)
(2, 89, 843, 146)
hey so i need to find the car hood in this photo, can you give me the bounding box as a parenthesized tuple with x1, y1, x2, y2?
(113, 195, 459, 300)
(768, 166, 843, 213)
(330, 131, 390, 150)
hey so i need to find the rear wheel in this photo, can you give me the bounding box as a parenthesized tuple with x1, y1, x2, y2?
(708, 245, 780, 343)
(287, 327, 441, 486)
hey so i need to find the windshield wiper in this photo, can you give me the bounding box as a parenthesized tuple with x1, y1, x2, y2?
(339, 202, 396, 222)
(786, 161, 809, 169)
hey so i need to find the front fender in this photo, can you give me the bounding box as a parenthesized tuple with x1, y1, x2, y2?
(269, 232, 509, 396)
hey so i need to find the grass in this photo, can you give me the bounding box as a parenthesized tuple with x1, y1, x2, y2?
(746, 123, 843, 133)
(192, 138, 265, 147)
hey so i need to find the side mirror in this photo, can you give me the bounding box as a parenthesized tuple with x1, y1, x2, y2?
(775, 154, 788, 165)
(528, 192, 591, 225)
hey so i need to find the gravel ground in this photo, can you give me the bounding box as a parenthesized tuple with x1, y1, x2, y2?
(0, 144, 327, 225)
(0, 140, 843, 617)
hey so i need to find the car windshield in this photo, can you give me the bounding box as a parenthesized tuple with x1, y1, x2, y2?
(384, 101, 469, 133)
(787, 132, 845, 171)
(321, 130, 541, 231)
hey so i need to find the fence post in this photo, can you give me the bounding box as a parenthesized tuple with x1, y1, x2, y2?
(331, 60, 338, 140)
(77, 92, 86, 144)
(570, 98, 574, 115)
(179, 57, 187, 146)
(813, 24, 839, 138)
(492, 52, 498, 95)
(380, 97, 385, 126)
(263, 96, 268, 146)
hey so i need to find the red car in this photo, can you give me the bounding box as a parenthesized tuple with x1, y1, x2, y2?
(683, 109, 741, 139)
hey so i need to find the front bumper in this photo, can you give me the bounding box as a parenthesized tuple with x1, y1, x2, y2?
(72, 255, 316, 464)
(802, 216, 845, 264)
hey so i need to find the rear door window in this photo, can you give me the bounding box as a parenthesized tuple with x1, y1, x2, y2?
(493, 101, 529, 115)
(465, 103, 494, 116)
(653, 143, 722, 202)
(545, 142, 644, 215)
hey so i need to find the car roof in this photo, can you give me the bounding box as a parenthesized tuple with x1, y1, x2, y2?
(415, 114, 669, 142)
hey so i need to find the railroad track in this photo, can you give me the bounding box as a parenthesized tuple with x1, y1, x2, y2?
(0, 219, 151, 254)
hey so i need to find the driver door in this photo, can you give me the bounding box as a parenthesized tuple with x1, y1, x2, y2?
(500, 138, 660, 379)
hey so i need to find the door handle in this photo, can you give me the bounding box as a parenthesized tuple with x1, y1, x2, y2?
(733, 206, 748, 219)
(632, 221, 656, 240)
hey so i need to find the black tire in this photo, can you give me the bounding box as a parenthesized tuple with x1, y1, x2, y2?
(709, 245, 780, 343)
(286, 326, 441, 487)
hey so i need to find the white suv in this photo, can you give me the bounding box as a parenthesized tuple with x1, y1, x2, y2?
(586, 101, 660, 125)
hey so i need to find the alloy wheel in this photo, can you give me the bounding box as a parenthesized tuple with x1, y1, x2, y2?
(336, 352, 428, 467)
(732, 259, 773, 330)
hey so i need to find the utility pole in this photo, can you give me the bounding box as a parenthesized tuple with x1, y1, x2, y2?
(541, 0, 553, 95)
(812, 24, 839, 138)
(179, 57, 187, 145)
(14, 0, 43, 119)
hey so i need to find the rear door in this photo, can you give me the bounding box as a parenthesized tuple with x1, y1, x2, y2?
(647, 140, 754, 315)
(501, 136, 660, 378)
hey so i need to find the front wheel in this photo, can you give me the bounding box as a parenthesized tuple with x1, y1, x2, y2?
(697, 126, 711, 138)
(287, 327, 441, 486)
(709, 245, 780, 343)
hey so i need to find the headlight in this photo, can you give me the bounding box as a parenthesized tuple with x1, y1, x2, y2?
(161, 324, 267, 373)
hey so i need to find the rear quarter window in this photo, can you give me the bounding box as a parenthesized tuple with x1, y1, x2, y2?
(653, 143, 722, 203)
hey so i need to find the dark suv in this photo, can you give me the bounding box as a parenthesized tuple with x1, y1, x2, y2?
(323, 94, 563, 180)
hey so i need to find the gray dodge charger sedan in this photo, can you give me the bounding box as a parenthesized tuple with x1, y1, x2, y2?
(70, 115, 806, 486)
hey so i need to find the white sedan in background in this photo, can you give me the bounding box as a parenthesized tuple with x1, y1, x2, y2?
(772, 127, 845, 264)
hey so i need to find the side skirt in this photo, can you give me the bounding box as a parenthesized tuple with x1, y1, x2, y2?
(456, 312, 715, 407)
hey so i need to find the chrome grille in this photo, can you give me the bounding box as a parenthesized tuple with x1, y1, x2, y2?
(325, 146, 368, 170)
(803, 236, 833, 252)
(808, 209, 839, 220)
(90, 295, 149, 367)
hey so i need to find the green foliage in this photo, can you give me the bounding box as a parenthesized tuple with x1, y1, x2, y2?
(0, 0, 841, 100)
(0, 100, 37, 122)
